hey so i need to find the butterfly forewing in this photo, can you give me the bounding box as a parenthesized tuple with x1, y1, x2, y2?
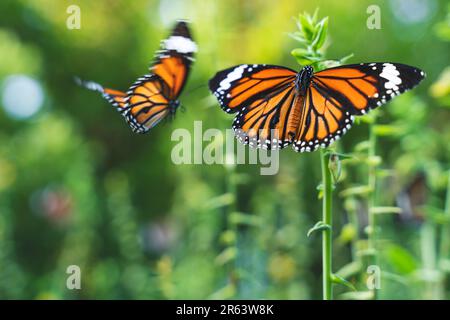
(312, 63, 425, 115)
(209, 64, 297, 114)
(152, 20, 196, 99)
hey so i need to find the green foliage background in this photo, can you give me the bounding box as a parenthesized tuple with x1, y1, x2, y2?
(0, 0, 449, 299)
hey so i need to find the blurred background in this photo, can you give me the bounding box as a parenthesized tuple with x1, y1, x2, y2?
(0, 0, 449, 299)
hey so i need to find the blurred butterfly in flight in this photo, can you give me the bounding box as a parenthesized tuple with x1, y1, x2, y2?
(209, 62, 425, 152)
(77, 20, 197, 133)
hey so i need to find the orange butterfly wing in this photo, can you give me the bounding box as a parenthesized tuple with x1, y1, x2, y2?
(151, 20, 196, 99)
(123, 21, 196, 133)
(210, 62, 425, 153)
(292, 83, 354, 152)
(312, 63, 425, 115)
(75, 78, 127, 112)
(124, 75, 172, 133)
(292, 63, 425, 151)
(209, 65, 298, 149)
(77, 21, 196, 133)
(209, 64, 297, 114)
(233, 85, 301, 149)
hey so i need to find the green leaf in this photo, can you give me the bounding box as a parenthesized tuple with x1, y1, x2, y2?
(312, 17, 328, 50)
(359, 113, 377, 124)
(354, 140, 370, 152)
(357, 248, 377, 258)
(307, 221, 331, 237)
(310, 8, 319, 25)
(328, 153, 342, 184)
(382, 271, 409, 286)
(317, 60, 340, 70)
(339, 185, 372, 197)
(298, 14, 314, 40)
(288, 32, 307, 43)
(366, 155, 382, 167)
(369, 206, 402, 215)
(382, 244, 419, 275)
(325, 151, 355, 159)
(335, 261, 362, 279)
(374, 124, 405, 136)
(337, 223, 357, 244)
(317, 189, 324, 199)
(204, 193, 234, 209)
(291, 50, 322, 66)
(339, 53, 354, 64)
(291, 48, 310, 58)
(331, 274, 356, 291)
(215, 247, 237, 265)
(229, 212, 263, 227)
(219, 230, 236, 245)
(209, 284, 236, 300)
(318, 54, 353, 70)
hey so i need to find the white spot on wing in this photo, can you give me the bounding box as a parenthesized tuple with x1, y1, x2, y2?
(163, 36, 197, 54)
(217, 65, 247, 92)
(380, 63, 402, 90)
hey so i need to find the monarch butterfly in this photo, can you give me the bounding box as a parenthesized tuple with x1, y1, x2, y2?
(77, 20, 197, 133)
(209, 62, 425, 152)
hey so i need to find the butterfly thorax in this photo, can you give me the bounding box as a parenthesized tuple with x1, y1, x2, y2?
(295, 66, 314, 96)
(170, 100, 180, 115)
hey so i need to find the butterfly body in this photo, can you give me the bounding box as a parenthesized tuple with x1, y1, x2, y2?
(77, 21, 196, 133)
(295, 66, 314, 95)
(209, 62, 425, 152)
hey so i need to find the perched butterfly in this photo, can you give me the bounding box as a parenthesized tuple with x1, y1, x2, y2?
(77, 20, 197, 133)
(209, 63, 425, 152)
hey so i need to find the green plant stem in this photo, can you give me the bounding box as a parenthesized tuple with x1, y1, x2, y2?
(348, 204, 360, 261)
(367, 114, 379, 299)
(420, 220, 441, 299)
(226, 164, 239, 297)
(436, 170, 450, 298)
(320, 149, 333, 300)
(439, 171, 450, 264)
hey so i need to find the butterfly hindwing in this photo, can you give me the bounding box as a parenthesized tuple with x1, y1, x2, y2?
(124, 74, 172, 133)
(232, 85, 300, 150)
(292, 84, 354, 152)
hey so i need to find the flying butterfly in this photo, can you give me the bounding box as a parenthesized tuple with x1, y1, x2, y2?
(77, 20, 197, 133)
(209, 62, 425, 152)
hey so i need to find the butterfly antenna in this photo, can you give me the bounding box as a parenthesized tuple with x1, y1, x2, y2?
(74, 76, 83, 86)
(74, 76, 104, 93)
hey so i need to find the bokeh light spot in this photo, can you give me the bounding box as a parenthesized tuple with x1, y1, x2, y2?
(1, 75, 44, 120)
(389, 0, 437, 25)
